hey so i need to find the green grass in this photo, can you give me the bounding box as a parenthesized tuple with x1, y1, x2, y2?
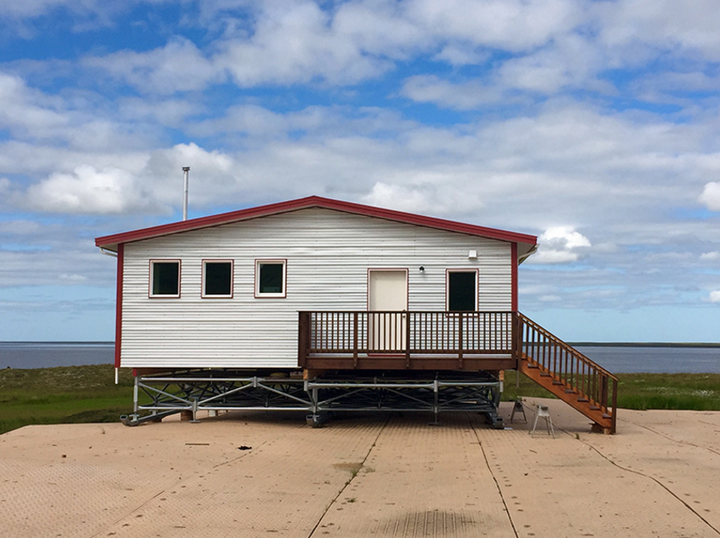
(1, 366, 719, 435)
(502, 370, 720, 411)
(0, 364, 134, 435)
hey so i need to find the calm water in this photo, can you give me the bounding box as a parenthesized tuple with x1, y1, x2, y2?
(0, 342, 719, 373)
(0, 342, 115, 369)
(574, 345, 720, 374)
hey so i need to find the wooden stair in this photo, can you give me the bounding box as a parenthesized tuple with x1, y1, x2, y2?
(515, 313, 618, 434)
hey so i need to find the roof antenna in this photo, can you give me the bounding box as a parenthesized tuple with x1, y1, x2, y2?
(182, 166, 190, 221)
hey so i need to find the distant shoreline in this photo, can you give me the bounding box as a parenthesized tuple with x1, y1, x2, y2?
(1, 341, 719, 348)
(570, 342, 720, 348)
(0, 341, 114, 345)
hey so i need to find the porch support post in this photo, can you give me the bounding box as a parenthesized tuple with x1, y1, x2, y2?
(298, 312, 309, 368)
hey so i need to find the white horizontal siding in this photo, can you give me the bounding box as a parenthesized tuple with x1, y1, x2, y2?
(121, 208, 512, 368)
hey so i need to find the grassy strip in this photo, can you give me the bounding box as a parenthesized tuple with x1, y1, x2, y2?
(0, 364, 134, 435)
(1, 366, 719, 435)
(502, 370, 720, 411)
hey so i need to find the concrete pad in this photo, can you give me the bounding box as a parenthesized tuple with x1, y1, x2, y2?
(1, 403, 719, 538)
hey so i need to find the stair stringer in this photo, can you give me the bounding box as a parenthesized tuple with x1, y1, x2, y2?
(518, 355, 613, 432)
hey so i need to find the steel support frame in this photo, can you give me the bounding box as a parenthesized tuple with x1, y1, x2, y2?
(124, 371, 503, 428)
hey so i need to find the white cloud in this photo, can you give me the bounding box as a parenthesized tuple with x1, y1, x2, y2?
(85, 38, 221, 95)
(541, 227, 592, 249)
(699, 182, 720, 211)
(596, 0, 720, 63)
(0, 220, 42, 235)
(538, 295, 562, 302)
(221, 4, 390, 87)
(401, 75, 506, 109)
(497, 35, 612, 94)
(24, 164, 157, 214)
(361, 181, 484, 216)
(405, 0, 583, 52)
(700, 252, 720, 261)
(530, 249, 581, 264)
(0, 72, 67, 136)
(710, 291, 720, 303)
(83, 0, 587, 92)
(529, 226, 591, 264)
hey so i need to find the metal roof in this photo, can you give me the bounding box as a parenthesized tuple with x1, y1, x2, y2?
(95, 195, 537, 255)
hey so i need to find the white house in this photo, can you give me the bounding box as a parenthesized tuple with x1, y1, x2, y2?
(96, 196, 617, 432)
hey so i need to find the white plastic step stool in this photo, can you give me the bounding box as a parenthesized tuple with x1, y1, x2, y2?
(530, 404, 554, 438)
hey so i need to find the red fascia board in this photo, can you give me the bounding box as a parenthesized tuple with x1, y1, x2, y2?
(95, 195, 537, 249)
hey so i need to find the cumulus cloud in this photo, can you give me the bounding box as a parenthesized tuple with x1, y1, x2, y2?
(710, 291, 720, 303)
(700, 252, 720, 261)
(85, 38, 221, 95)
(0, 72, 68, 137)
(529, 226, 591, 264)
(24, 165, 157, 214)
(14, 141, 237, 215)
(699, 182, 720, 211)
(361, 180, 486, 217)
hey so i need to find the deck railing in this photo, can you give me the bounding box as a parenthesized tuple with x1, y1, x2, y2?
(516, 313, 618, 432)
(299, 310, 514, 358)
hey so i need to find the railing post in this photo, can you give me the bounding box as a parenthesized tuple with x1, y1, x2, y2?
(512, 313, 519, 367)
(405, 312, 411, 369)
(600, 374, 609, 410)
(611, 378, 618, 434)
(353, 312, 359, 368)
(458, 311, 464, 370)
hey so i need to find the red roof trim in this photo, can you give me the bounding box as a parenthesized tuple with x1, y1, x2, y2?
(95, 195, 537, 249)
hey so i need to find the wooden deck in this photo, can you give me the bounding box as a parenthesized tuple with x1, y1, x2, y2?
(298, 310, 515, 371)
(298, 310, 619, 433)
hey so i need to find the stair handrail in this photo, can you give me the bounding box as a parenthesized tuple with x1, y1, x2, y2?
(517, 312, 618, 381)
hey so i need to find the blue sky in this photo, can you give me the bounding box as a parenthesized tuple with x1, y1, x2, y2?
(1, 0, 720, 342)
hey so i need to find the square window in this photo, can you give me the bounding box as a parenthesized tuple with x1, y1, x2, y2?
(447, 271, 477, 311)
(203, 261, 233, 298)
(150, 260, 180, 297)
(255, 260, 286, 298)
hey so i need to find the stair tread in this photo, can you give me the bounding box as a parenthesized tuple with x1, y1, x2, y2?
(577, 397, 589, 402)
(589, 405, 600, 410)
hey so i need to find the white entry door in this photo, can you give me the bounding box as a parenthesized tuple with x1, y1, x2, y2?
(368, 270, 408, 352)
